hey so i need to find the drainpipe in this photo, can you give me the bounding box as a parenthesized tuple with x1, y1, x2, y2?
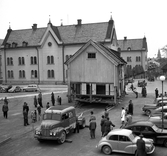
(62, 44, 65, 83)
(4, 48, 7, 84)
(36, 47, 40, 84)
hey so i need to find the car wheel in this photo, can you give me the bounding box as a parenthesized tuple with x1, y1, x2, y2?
(102, 145, 112, 155)
(163, 139, 167, 147)
(58, 131, 66, 144)
(145, 110, 151, 116)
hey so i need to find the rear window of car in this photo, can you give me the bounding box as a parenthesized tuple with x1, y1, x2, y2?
(109, 135, 118, 141)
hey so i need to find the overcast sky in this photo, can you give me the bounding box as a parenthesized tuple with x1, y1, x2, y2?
(0, 0, 167, 58)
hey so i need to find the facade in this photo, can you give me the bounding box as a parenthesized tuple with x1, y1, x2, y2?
(118, 37, 148, 77)
(0, 18, 118, 84)
(65, 40, 126, 103)
(0, 39, 3, 83)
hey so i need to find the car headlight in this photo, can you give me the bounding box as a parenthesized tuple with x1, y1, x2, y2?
(35, 131, 41, 135)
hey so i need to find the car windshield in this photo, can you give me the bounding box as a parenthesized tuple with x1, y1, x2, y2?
(152, 124, 160, 132)
(128, 133, 136, 141)
(43, 113, 61, 121)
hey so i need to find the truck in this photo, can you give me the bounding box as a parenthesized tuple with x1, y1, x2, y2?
(34, 105, 86, 144)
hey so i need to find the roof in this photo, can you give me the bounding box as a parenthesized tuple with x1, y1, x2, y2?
(1, 20, 114, 47)
(118, 37, 147, 51)
(129, 120, 154, 126)
(0, 39, 3, 46)
(108, 129, 132, 136)
(65, 39, 126, 65)
(45, 106, 75, 114)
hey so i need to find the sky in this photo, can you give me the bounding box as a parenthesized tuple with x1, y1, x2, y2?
(0, 0, 167, 58)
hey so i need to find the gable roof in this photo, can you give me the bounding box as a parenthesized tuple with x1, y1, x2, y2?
(65, 39, 126, 66)
(1, 19, 115, 48)
(118, 37, 147, 51)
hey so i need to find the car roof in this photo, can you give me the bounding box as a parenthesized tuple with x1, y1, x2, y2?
(127, 120, 154, 127)
(108, 129, 132, 136)
(45, 106, 75, 114)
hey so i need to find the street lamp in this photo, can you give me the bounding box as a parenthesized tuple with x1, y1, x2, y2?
(160, 75, 165, 130)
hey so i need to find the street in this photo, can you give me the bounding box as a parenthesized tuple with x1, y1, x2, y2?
(0, 81, 167, 156)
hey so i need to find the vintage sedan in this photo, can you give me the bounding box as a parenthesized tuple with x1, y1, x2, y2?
(8, 86, 22, 93)
(96, 129, 155, 155)
(23, 84, 39, 92)
(150, 106, 167, 117)
(125, 121, 167, 147)
(149, 113, 167, 129)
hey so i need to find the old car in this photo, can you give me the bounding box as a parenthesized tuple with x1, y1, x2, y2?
(76, 112, 86, 128)
(8, 86, 22, 93)
(149, 113, 167, 129)
(125, 120, 167, 147)
(96, 129, 155, 155)
(23, 84, 39, 92)
(34, 106, 85, 144)
(138, 80, 147, 87)
(142, 100, 167, 116)
(149, 106, 167, 117)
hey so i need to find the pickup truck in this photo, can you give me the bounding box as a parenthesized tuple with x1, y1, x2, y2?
(142, 100, 167, 116)
(34, 105, 86, 144)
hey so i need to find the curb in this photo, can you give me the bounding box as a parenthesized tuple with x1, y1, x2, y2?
(0, 137, 11, 146)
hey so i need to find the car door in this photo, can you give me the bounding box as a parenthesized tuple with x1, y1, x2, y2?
(118, 135, 133, 154)
(108, 135, 119, 151)
(61, 113, 70, 131)
(140, 126, 155, 140)
(69, 110, 76, 128)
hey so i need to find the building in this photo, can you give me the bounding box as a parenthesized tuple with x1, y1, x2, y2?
(65, 40, 126, 103)
(0, 17, 118, 85)
(0, 39, 3, 83)
(118, 36, 148, 78)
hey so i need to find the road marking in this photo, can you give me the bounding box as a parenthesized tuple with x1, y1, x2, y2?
(11, 113, 22, 116)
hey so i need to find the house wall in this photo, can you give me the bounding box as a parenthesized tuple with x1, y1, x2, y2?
(69, 45, 115, 83)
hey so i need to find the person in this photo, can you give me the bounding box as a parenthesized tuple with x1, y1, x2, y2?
(155, 88, 159, 99)
(130, 83, 134, 91)
(75, 118, 80, 133)
(57, 96, 60, 105)
(128, 100, 133, 115)
(38, 92, 43, 108)
(103, 117, 115, 136)
(100, 115, 107, 137)
(89, 117, 97, 139)
(31, 110, 37, 123)
(23, 102, 29, 126)
(46, 102, 50, 109)
(89, 111, 96, 122)
(125, 113, 132, 126)
(4, 97, 8, 105)
(136, 134, 147, 156)
(120, 107, 126, 128)
(2, 103, 9, 119)
(59, 96, 62, 105)
(51, 92, 55, 106)
(37, 104, 42, 121)
(33, 96, 38, 108)
(104, 108, 109, 118)
(142, 86, 147, 97)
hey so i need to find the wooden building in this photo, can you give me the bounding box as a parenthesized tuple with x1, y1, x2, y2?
(65, 40, 126, 104)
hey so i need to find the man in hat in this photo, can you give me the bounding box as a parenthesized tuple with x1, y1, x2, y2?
(136, 134, 147, 156)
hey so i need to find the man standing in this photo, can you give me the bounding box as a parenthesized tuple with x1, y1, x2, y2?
(89, 118, 97, 139)
(136, 134, 147, 156)
(155, 88, 159, 98)
(59, 96, 62, 105)
(37, 104, 42, 121)
(38, 92, 43, 108)
(2, 103, 9, 119)
(23, 102, 29, 126)
(51, 92, 55, 106)
(100, 115, 107, 137)
(120, 107, 126, 128)
(57, 96, 60, 105)
(128, 100, 133, 115)
(103, 117, 115, 136)
(89, 111, 96, 122)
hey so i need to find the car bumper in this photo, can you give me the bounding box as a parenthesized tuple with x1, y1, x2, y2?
(34, 134, 59, 140)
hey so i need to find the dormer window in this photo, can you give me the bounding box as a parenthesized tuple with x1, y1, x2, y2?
(88, 52, 96, 59)
(22, 41, 28, 47)
(5, 43, 11, 48)
(12, 42, 17, 48)
(127, 47, 131, 51)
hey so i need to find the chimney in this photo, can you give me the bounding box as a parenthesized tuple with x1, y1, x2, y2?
(124, 36, 127, 41)
(32, 24, 37, 31)
(77, 19, 82, 26)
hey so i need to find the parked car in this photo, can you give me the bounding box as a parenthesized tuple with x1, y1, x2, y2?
(149, 113, 167, 129)
(142, 100, 167, 116)
(34, 106, 86, 144)
(8, 86, 22, 93)
(0, 85, 12, 93)
(23, 84, 39, 92)
(149, 106, 167, 117)
(76, 112, 86, 128)
(125, 120, 167, 147)
(96, 129, 155, 155)
(138, 80, 147, 87)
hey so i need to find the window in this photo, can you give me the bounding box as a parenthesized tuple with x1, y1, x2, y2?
(18, 57, 25, 65)
(7, 70, 14, 78)
(48, 70, 54, 78)
(47, 56, 54, 64)
(109, 135, 118, 141)
(7, 57, 13, 65)
(127, 57, 131, 62)
(119, 135, 131, 142)
(136, 56, 141, 62)
(30, 56, 37, 65)
(88, 53, 96, 59)
(19, 70, 25, 78)
(31, 70, 38, 78)
(127, 65, 132, 69)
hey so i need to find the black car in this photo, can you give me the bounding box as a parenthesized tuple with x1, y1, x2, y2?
(125, 121, 167, 147)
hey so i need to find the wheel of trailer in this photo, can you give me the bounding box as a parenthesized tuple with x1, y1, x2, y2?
(58, 131, 66, 144)
(145, 110, 151, 116)
(102, 145, 112, 155)
(163, 139, 167, 147)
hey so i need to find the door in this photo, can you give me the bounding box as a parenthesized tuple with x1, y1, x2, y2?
(108, 135, 119, 150)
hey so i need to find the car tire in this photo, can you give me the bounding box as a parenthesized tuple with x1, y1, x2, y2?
(58, 131, 66, 144)
(163, 139, 167, 147)
(102, 145, 112, 155)
(145, 110, 151, 116)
